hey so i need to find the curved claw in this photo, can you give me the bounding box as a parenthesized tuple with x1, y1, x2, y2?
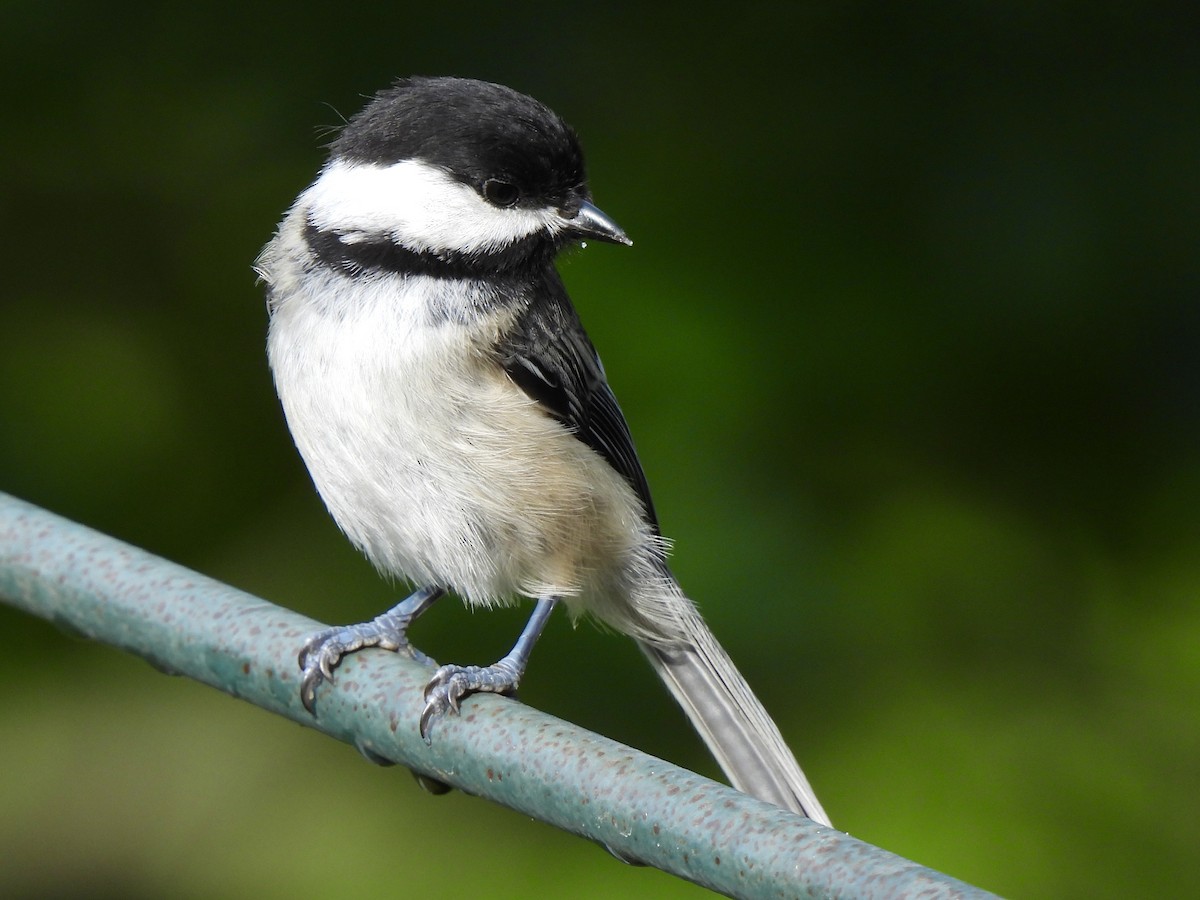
(299, 628, 349, 715)
(418, 661, 521, 742)
(419, 667, 458, 741)
(298, 633, 340, 683)
(295, 588, 447, 714)
(416, 598, 557, 740)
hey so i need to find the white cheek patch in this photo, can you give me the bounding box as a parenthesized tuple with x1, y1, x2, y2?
(303, 157, 559, 255)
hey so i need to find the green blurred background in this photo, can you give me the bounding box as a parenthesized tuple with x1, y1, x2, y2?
(2, 2, 1197, 897)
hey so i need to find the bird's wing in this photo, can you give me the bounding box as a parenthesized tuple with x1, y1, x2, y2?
(495, 271, 659, 532)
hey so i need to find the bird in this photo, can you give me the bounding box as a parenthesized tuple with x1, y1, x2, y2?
(256, 75, 830, 825)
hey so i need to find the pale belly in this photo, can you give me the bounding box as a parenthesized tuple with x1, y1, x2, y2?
(267, 290, 649, 614)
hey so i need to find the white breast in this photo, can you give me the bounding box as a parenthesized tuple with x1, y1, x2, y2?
(262, 225, 655, 619)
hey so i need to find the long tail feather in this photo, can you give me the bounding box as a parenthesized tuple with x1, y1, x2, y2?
(636, 602, 831, 825)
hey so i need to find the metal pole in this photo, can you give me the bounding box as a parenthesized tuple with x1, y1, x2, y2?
(0, 491, 997, 900)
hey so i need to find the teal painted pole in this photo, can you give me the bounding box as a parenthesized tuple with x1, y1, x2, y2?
(0, 491, 998, 899)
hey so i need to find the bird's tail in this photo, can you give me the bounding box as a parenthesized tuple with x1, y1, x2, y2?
(635, 599, 831, 826)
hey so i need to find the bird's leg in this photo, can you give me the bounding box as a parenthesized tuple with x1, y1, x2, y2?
(299, 585, 445, 714)
(419, 595, 559, 739)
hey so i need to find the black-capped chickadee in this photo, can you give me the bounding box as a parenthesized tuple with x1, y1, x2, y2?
(256, 76, 830, 825)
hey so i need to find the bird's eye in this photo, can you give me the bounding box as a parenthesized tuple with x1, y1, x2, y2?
(482, 178, 520, 208)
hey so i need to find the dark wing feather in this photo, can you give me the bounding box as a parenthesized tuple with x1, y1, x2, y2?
(496, 272, 659, 532)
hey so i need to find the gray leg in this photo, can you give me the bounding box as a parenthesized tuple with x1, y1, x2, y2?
(299, 585, 445, 714)
(419, 595, 559, 740)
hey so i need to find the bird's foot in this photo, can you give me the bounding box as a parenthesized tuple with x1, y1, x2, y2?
(416, 595, 559, 739)
(298, 586, 444, 714)
(299, 620, 430, 714)
(418, 659, 522, 740)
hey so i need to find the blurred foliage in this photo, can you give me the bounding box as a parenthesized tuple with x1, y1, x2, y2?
(1, 2, 1197, 898)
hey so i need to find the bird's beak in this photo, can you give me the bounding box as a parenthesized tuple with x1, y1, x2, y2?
(566, 200, 633, 246)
